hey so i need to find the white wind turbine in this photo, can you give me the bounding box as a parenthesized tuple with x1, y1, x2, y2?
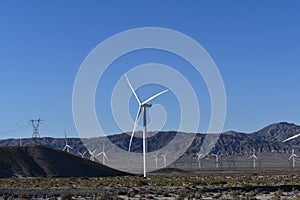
(211, 152, 219, 169)
(79, 151, 86, 158)
(282, 132, 300, 143)
(289, 149, 298, 168)
(126, 74, 168, 178)
(88, 148, 97, 162)
(249, 149, 258, 168)
(152, 153, 159, 169)
(196, 152, 205, 169)
(160, 153, 167, 168)
(62, 130, 72, 153)
(96, 141, 108, 165)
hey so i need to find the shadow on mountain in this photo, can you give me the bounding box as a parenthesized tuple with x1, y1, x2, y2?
(0, 145, 131, 178)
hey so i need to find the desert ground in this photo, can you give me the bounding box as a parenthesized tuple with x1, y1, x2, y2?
(0, 170, 300, 200)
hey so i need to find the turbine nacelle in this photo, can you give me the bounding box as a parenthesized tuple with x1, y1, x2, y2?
(141, 103, 152, 108)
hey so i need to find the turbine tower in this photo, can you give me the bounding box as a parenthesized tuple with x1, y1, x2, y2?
(152, 153, 159, 168)
(126, 74, 168, 178)
(79, 151, 86, 158)
(211, 152, 219, 169)
(62, 130, 72, 153)
(196, 152, 205, 169)
(160, 153, 167, 168)
(289, 149, 298, 168)
(88, 148, 97, 162)
(249, 149, 258, 168)
(96, 141, 108, 165)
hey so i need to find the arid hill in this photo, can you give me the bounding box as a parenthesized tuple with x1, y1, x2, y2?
(0, 145, 130, 178)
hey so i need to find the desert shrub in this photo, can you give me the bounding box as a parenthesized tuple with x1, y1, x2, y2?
(127, 188, 137, 197)
(48, 196, 56, 200)
(137, 179, 148, 186)
(163, 192, 171, 197)
(61, 193, 72, 200)
(260, 191, 269, 194)
(97, 192, 118, 200)
(244, 185, 253, 192)
(1, 194, 9, 200)
(291, 195, 300, 200)
(19, 194, 29, 199)
(117, 190, 127, 195)
(211, 180, 227, 185)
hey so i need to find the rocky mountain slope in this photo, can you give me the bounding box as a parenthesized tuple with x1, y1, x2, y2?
(0, 146, 130, 178)
(0, 122, 299, 163)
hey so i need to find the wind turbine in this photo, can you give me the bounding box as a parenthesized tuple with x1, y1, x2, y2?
(152, 153, 159, 168)
(211, 152, 219, 169)
(79, 151, 86, 158)
(282, 132, 300, 143)
(96, 141, 108, 165)
(160, 153, 167, 168)
(196, 152, 205, 169)
(88, 148, 97, 162)
(249, 149, 258, 168)
(289, 149, 298, 168)
(126, 74, 168, 178)
(62, 130, 72, 153)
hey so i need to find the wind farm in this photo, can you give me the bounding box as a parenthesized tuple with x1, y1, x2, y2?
(1, 122, 300, 199)
(1, 1, 300, 199)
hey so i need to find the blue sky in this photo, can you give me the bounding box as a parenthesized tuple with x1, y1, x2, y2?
(0, 1, 300, 138)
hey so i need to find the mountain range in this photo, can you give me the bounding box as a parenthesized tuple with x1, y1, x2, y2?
(0, 122, 299, 172)
(1, 122, 299, 154)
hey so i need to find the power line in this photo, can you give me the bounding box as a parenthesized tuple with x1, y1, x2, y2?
(39, 123, 64, 138)
(0, 124, 29, 135)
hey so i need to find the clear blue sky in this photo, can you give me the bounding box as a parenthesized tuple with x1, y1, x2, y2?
(0, 1, 299, 138)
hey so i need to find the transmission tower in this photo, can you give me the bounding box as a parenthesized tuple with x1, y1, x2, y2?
(30, 118, 42, 138)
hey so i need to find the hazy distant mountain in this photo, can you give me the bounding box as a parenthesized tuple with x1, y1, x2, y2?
(0, 122, 299, 163)
(252, 122, 300, 142)
(0, 146, 130, 178)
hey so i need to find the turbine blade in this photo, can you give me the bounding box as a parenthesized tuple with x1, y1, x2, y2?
(103, 153, 108, 160)
(102, 141, 105, 152)
(128, 107, 142, 152)
(283, 132, 300, 142)
(142, 89, 168, 105)
(125, 74, 141, 104)
(92, 149, 97, 154)
(88, 149, 92, 155)
(63, 146, 66, 151)
(96, 152, 102, 157)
